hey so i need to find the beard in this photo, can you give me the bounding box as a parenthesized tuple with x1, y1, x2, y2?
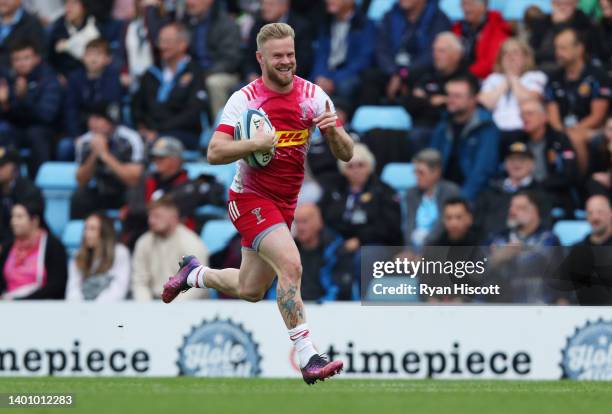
(264, 61, 296, 87)
(591, 223, 609, 237)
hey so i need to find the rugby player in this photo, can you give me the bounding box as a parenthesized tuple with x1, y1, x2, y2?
(161, 22, 354, 384)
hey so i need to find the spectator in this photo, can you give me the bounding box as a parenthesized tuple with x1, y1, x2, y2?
(0, 146, 40, 250)
(479, 38, 547, 136)
(131, 22, 209, 150)
(517, 98, 579, 214)
(65, 212, 131, 301)
(361, 0, 451, 105)
(173, 0, 242, 116)
(545, 28, 611, 173)
(244, 0, 313, 82)
(120, 0, 164, 91)
(424, 197, 484, 302)
(401, 32, 469, 132)
(319, 143, 403, 251)
(311, 0, 376, 100)
(489, 191, 560, 303)
(294, 202, 355, 301)
(131, 196, 208, 301)
(430, 74, 500, 201)
(529, 0, 599, 72)
(62, 38, 123, 158)
(123, 136, 224, 247)
(189, 0, 241, 113)
(47, 0, 101, 77)
(555, 195, 612, 305)
(0, 197, 68, 299)
(428, 197, 479, 246)
(0, 40, 62, 178)
(475, 142, 543, 241)
(22, 0, 64, 26)
(586, 115, 612, 200)
(0, 0, 46, 69)
(405, 148, 460, 248)
(71, 101, 144, 219)
(452, 0, 512, 79)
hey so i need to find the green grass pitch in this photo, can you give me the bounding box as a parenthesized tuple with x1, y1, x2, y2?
(0, 378, 611, 414)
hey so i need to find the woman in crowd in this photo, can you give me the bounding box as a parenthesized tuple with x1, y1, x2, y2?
(319, 143, 403, 253)
(48, 0, 101, 76)
(478, 38, 547, 140)
(66, 213, 130, 301)
(120, 0, 165, 91)
(0, 198, 67, 299)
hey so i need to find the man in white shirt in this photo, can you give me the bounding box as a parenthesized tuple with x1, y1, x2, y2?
(131, 196, 208, 301)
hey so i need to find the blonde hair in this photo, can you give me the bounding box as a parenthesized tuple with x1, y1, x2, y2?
(256, 22, 295, 51)
(494, 38, 536, 74)
(338, 143, 376, 174)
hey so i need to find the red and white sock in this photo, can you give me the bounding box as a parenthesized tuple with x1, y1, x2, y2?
(186, 266, 208, 288)
(288, 323, 318, 368)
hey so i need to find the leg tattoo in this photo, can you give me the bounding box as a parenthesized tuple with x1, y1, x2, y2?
(277, 282, 305, 328)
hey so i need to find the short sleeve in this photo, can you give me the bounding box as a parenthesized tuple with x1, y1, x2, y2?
(75, 134, 90, 164)
(521, 71, 547, 94)
(593, 70, 612, 99)
(216, 90, 249, 135)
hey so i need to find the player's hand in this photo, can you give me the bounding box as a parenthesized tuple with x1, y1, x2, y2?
(251, 119, 277, 152)
(314, 100, 338, 130)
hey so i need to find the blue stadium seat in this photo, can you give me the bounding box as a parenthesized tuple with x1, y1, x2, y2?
(184, 162, 236, 191)
(488, 0, 506, 11)
(183, 112, 213, 161)
(367, 0, 397, 21)
(201, 219, 237, 255)
(35, 162, 79, 236)
(574, 209, 587, 220)
(439, 0, 463, 20)
(62, 220, 84, 257)
(381, 162, 416, 193)
(351, 106, 412, 134)
(553, 220, 591, 246)
(503, 0, 552, 20)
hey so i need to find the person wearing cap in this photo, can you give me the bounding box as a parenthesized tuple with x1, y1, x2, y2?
(70, 101, 144, 220)
(122, 136, 226, 248)
(121, 136, 190, 247)
(475, 141, 546, 241)
(0, 146, 42, 251)
(517, 98, 579, 216)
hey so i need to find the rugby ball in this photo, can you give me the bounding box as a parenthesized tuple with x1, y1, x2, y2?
(234, 109, 275, 168)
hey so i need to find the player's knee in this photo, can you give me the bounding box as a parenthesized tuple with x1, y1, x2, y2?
(278, 257, 302, 282)
(238, 285, 266, 303)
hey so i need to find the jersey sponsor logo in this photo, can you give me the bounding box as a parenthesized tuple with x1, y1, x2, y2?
(275, 129, 309, 147)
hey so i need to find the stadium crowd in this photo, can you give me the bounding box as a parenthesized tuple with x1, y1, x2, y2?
(0, 0, 611, 304)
